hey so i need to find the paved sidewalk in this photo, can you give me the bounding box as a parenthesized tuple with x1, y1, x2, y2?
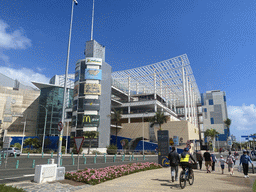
(5, 164, 256, 192)
(74, 165, 255, 192)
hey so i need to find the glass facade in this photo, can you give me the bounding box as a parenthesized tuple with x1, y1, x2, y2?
(37, 86, 73, 136)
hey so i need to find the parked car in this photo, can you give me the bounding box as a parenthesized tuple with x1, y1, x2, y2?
(0, 147, 21, 157)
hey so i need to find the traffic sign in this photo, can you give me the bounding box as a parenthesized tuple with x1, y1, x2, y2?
(58, 122, 63, 131)
(169, 138, 174, 145)
(74, 137, 85, 154)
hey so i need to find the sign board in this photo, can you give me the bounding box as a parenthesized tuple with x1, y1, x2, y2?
(57, 122, 63, 131)
(83, 99, 100, 110)
(157, 130, 169, 166)
(84, 84, 101, 95)
(84, 69, 102, 80)
(83, 115, 100, 127)
(73, 85, 79, 97)
(228, 140, 232, 146)
(74, 137, 85, 154)
(173, 136, 179, 146)
(86, 57, 102, 65)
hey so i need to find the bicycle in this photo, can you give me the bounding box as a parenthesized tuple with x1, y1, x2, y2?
(179, 166, 194, 189)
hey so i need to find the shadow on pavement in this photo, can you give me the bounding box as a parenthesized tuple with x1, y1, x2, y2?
(152, 178, 181, 189)
(216, 175, 255, 190)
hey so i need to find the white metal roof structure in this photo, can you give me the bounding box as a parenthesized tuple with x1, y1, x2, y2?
(112, 54, 201, 105)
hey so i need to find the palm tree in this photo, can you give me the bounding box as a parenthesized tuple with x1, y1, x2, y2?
(150, 111, 167, 130)
(83, 131, 99, 154)
(111, 109, 122, 146)
(224, 118, 231, 138)
(205, 128, 220, 151)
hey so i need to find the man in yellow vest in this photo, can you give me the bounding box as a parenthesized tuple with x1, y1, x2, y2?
(180, 148, 196, 177)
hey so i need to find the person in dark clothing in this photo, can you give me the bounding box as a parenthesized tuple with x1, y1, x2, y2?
(240, 149, 253, 178)
(180, 148, 196, 177)
(168, 147, 180, 182)
(203, 149, 212, 173)
(196, 150, 203, 170)
(211, 153, 217, 172)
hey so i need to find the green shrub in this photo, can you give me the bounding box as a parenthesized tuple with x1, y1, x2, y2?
(0, 184, 26, 192)
(13, 143, 21, 150)
(61, 146, 66, 154)
(92, 150, 101, 155)
(72, 146, 83, 154)
(106, 145, 117, 155)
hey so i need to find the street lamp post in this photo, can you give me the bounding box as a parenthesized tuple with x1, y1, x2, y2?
(57, 0, 78, 167)
(39, 105, 48, 153)
(21, 115, 27, 154)
(142, 112, 148, 156)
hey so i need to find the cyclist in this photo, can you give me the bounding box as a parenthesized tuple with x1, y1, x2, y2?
(180, 147, 196, 177)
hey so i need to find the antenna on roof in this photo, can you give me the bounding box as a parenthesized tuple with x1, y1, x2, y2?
(90, 0, 95, 40)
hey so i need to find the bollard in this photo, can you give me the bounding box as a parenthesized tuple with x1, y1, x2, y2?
(27, 153, 30, 158)
(42, 152, 44, 158)
(60, 158, 63, 166)
(132, 153, 134, 160)
(14, 153, 17, 158)
(72, 157, 75, 165)
(95, 153, 97, 158)
(61, 152, 62, 158)
(136, 157, 138, 161)
(129, 155, 131, 161)
(94, 156, 96, 164)
(4, 153, 6, 159)
(84, 157, 86, 164)
(16, 160, 19, 169)
(47, 159, 50, 164)
(32, 159, 35, 168)
(71, 153, 73, 159)
(83, 153, 85, 158)
(104, 154, 106, 163)
(51, 152, 53, 158)
(122, 156, 124, 162)
(0, 154, 1, 160)
(113, 156, 116, 162)
(143, 155, 145, 160)
(0, 161, 1, 165)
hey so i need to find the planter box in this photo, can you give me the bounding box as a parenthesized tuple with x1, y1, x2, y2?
(107, 149, 117, 155)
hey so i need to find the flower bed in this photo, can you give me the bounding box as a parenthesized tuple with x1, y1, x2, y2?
(65, 162, 162, 185)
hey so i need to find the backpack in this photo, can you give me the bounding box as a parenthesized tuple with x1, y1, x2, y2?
(227, 155, 234, 164)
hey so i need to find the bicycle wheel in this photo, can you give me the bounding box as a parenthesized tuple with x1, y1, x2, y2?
(188, 170, 194, 185)
(179, 171, 186, 189)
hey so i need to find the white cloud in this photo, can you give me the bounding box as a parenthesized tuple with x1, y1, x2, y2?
(0, 67, 50, 88)
(228, 104, 256, 131)
(0, 20, 32, 49)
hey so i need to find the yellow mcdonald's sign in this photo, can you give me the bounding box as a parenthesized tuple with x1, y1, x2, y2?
(83, 115, 91, 123)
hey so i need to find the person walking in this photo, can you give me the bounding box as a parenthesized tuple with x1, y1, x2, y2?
(234, 151, 239, 165)
(219, 155, 226, 174)
(240, 149, 253, 178)
(168, 146, 180, 182)
(226, 151, 235, 175)
(211, 152, 217, 172)
(203, 149, 212, 173)
(196, 150, 203, 170)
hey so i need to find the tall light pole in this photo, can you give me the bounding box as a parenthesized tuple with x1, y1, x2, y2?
(57, 0, 78, 167)
(21, 115, 27, 154)
(39, 105, 48, 153)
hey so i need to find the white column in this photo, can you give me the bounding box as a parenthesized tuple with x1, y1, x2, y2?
(191, 89, 194, 125)
(186, 76, 190, 122)
(128, 77, 131, 123)
(143, 88, 146, 94)
(189, 83, 193, 123)
(136, 83, 139, 94)
(160, 80, 162, 98)
(182, 65, 187, 121)
(174, 96, 176, 113)
(154, 73, 157, 100)
(193, 92, 196, 126)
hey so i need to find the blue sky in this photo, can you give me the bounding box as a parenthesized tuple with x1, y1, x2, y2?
(0, 0, 256, 141)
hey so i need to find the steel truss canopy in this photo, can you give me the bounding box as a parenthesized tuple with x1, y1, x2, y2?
(112, 54, 201, 104)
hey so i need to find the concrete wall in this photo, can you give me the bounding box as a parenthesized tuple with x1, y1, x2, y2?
(115, 120, 199, 144)
(0, 86, 40, 137)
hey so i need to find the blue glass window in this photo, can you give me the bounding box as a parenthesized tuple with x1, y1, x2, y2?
(211, 118, 214, 124)
(209, 99, 213, 105)
(224, 96, 226, 102)
(204, 108, 207, 112)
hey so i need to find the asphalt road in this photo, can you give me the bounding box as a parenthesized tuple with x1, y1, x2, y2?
(0, 155, 158, 184)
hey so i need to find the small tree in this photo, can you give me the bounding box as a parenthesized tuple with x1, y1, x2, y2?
(83, 131, 99, 154)
(205, 128, 219, 151)
(224, 118, 231, 138)
(24, 138, 33, 150)
(13, 143, 21, 150)
(150, 111, 167, 130)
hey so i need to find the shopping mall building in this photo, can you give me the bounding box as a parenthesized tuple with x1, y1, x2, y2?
(0, 39, 229, 153)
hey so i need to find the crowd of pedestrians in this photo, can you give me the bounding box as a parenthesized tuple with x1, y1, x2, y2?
(167, 147, 254, 183)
